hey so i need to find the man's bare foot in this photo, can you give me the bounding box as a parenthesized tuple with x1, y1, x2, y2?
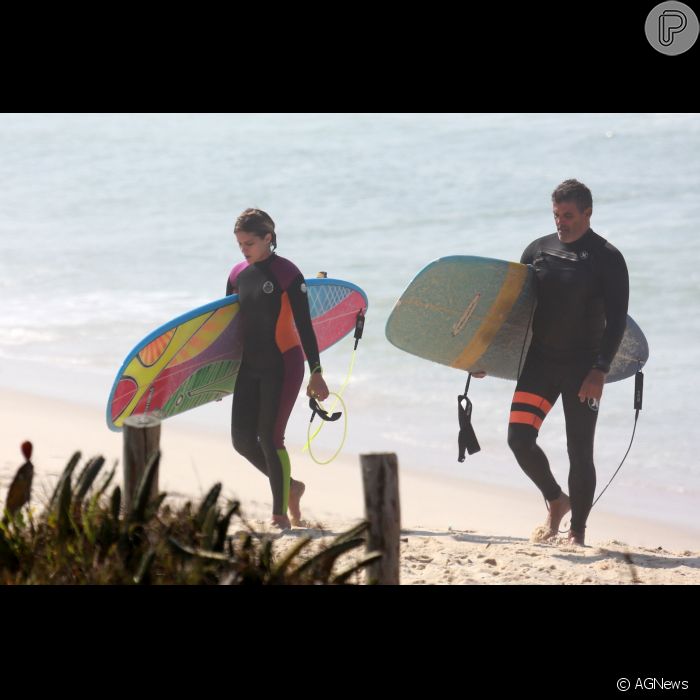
(271, 514, 291, 531)
(542, 492, 571, 540)
(567, 529, 585, 546)
(289, 479, 306, 527)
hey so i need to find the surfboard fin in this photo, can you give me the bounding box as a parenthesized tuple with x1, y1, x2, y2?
(458, 374, 481, 461)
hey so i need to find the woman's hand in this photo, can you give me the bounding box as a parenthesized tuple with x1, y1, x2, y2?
(307, 372, 329, 401)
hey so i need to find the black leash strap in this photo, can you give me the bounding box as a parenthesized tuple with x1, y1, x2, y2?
(634, 369, 643, 411)
(309, 397, 342, 423)
(591, 368, 644, 509)
(354, 310, 365, 350)
(457, 373, 481, 461)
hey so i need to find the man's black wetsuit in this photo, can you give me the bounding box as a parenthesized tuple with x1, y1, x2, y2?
(507, 228, 629, 534)
(227, 253, 321, 517)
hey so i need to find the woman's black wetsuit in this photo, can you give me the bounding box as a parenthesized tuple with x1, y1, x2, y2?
(227, 253, 321, 516)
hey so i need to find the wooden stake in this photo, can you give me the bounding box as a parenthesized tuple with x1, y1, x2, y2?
(360, 452, 401, 584)
(123, 415, 161, 513)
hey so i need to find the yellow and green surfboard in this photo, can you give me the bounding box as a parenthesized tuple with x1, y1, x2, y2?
(385, 256, 648, 382)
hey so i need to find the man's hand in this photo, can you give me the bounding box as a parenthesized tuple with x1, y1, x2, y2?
(578, 369, 606, 402)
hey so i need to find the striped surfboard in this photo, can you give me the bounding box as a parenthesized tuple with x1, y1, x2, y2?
(385, 256, 647, 382)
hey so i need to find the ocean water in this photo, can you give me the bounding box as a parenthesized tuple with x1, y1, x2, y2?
(1, 113, 699, 531)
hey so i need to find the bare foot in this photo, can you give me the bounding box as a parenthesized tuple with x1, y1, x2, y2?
(542, 492, 571, 540)
(289, 479, 306, 527)
(567, 529, 585, 546)
(271, 514, 291, 531)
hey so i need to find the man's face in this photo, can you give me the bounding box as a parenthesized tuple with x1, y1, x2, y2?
(552, 200, 591, 243)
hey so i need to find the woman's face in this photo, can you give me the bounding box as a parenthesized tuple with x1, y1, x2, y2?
(236, 230, 272, 263)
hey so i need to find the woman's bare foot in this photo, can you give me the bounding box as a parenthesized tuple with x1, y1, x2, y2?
(289, 479, 306, 527)
(542, 492, 571, 539)
(567, 528, 585, 546)
(271, 514, 291, 531)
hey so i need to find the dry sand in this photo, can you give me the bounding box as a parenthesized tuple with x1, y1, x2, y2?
(1, 387, 698, 584)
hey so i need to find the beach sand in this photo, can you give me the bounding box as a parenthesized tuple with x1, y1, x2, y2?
(1, 387, 698, 585)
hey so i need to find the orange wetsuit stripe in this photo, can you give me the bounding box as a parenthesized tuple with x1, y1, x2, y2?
(275, 292, 301, 354)
(512, 391, 553, 414)
(509, 410, 544, 431)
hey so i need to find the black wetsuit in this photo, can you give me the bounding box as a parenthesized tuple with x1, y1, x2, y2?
(227, 253, 321, 516)
(507, 228, 629, 533)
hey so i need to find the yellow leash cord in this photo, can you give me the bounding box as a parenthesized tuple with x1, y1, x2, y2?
(303, 348, 356, 452)
(306, 392, 348, 465)
(302, 347, 357, 464)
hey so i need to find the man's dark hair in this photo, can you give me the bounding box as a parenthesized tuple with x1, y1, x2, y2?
(551, 179, 593, 213)
(234, 208, 277, 250)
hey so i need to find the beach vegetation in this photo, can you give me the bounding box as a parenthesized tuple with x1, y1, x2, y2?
(0, 446, 380, 585)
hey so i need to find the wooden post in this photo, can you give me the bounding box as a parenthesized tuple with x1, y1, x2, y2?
(360, 452, 401, 585)
(123, 415, 161, 513)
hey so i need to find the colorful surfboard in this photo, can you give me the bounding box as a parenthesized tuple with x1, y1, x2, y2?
(107, 278, 368, 431)
(385, 256, 648, 382)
